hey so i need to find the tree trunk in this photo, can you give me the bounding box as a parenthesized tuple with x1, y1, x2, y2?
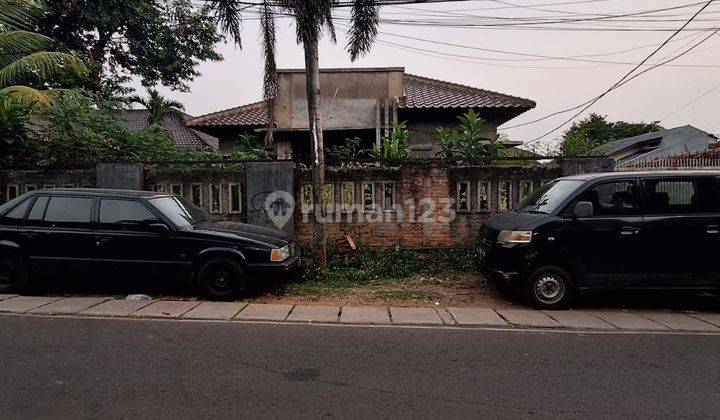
(304, 38, 327, 270)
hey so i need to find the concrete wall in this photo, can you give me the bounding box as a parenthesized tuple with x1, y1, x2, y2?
(561, 158, 615, 176)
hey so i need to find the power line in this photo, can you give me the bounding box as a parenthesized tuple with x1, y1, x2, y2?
(660, 83, 720, 121)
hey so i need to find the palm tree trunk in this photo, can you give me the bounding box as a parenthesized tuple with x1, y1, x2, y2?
(304, 38, 327, 270)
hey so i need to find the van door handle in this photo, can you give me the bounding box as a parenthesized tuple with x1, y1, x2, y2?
(620, 226, 640, 236)
(20, 232, 40, 239)
(707, 225, 719, 234)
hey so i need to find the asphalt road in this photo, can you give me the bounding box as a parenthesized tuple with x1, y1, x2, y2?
(1, 315, 719, 419)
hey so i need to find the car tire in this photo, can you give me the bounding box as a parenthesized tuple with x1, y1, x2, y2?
(197, 257, 245, 301)
(525, 266, 575, 310)
(0, 250, 29, 293)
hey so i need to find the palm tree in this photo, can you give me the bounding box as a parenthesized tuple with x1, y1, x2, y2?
(130, 89, 185, 126)
(0, 0, 86, 105)
(210, 0, 381, 269)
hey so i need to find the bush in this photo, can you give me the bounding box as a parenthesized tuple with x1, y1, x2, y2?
(371, 122, 411, 167)
(436, 109, 505, 166)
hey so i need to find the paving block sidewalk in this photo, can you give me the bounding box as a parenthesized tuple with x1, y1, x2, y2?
(0, 295, 718, 332)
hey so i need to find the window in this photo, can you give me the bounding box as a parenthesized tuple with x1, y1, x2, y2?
(642, 179, 696, 215)
(25, 185, 37, 193)
(25, 196, 49, 227)
(191, 184, 202, 208)
(363, 182, 375, 211)
(6, 184, 19, 202)
(478, 181, 490, 212)
(498, 181, 512, 212)
(323, 184, 334, 213)
(43, 185, 55, 189)
(341, 182, 354, 213)
(520, 181, 533, 203)
(574, 180, 638, 217)
(695, 178, 720, 213)
(1, 197, 31, 225)
(301, 184, 313, 213)
(457, 181, 470, 212)
(382, 182, 395, 211)
(63, 184, 76, 188)
(99, 199, 158, 231)
(229, 183, 242, 214)
(171, 184, 183, 196)
(209, 184, 221, 214)
(151, 184, 166, 193)
(44, 196, 94, 228)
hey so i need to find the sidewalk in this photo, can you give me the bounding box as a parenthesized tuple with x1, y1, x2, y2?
(0, 293, 718, 332)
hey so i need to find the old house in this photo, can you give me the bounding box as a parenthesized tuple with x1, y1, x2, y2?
(187, 67, 535, 161)
(125, 110, 219, 150)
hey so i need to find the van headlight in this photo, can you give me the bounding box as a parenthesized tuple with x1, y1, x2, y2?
(270, 245, 291, 262)
(497, 230, 533, 244)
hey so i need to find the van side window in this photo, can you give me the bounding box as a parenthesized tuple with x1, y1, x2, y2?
(643, 179, 696, 215)
(695, 178, 720, 213)
(574, 181, 638, 217)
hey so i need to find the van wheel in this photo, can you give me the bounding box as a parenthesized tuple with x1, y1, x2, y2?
(0, 251, 29, 293)
(525, 266, 575, 310)
(197, 257, 245, 301)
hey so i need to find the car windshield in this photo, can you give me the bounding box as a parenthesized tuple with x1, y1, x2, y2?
(149, 196, 208, 228)
(517, 179, 584, 214)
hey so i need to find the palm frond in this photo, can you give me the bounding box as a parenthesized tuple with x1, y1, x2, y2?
(207, 0, 243, 47)
(0, 30, 55, 68)
(0, 86, 87, 107)
(0, 51, 87, 88)
(260, 1, 278, 146)
(0, 0, 45, 31)
(347, 0, 380, 61)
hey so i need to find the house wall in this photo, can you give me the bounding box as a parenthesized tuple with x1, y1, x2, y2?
(0, 162, 567, 248)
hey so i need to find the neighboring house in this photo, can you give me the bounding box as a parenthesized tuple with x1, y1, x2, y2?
(126, 109, 219, 150)
(595, 125, 717, 166)
(187, 67, 535, 161)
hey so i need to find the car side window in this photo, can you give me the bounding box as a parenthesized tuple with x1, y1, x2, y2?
(25, 196, 49, 227)
(572, 180, 639, 217)
(43, 196, 94, 229)
(642, 179, 697, 215)
(99, 199, 159, 231)
(0, 197, 32, 226)
(694, 178, 720, 213)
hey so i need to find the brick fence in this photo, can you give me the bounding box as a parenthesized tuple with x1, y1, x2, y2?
(0, 159, 606, 248)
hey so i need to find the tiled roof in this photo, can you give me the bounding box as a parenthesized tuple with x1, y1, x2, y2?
(186, 73, 535, 128)
(400, 74, 535, 110)
(186, 100, 270, 127)
(126, 110, 219, 149)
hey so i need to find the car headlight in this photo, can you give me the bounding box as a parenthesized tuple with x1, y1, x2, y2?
(497, 230, 532, 244)
(270, 245, 291, 262)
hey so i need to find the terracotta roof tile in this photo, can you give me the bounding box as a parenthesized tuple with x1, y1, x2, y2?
(186, 100, 270, 127)
(400, 74, 535, 109)
(125, 110, 219, 149)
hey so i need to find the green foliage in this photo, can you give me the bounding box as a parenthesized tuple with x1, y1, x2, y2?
(229, 133, 270, 161)
(371, 122, 411, 167)
(129, 89, 184, 125)
(561, 113, 664, 156)
(327, 136, 366, 167)
(39, 0, 223, 94)
(0, 0, 86, 105)
(0, 93, 34, 165)
(436, 109, 506, 166)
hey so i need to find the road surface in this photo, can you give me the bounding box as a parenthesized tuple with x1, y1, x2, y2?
(1, 315, 718, 418)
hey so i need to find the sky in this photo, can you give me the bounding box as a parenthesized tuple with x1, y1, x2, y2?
(132, 0, 720, 152)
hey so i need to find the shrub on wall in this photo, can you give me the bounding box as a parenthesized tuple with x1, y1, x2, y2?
(371, 122, 411, 167)
(436, 109, 506, 166)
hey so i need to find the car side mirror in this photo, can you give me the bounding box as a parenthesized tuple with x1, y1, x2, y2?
(148, 222, 170, 235)
(574, 201, 593, 218)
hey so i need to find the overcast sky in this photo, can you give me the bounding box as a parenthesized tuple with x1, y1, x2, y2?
(133, 0, 720, 151)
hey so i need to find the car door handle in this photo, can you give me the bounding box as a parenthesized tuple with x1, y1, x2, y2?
(707, 225, 719, 234)
(20, 232, 41, 238)
(95, 236, 111, 246)
(620, 226, 640, 236)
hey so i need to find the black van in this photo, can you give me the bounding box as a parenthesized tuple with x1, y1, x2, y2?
(476, 171, 720, 309)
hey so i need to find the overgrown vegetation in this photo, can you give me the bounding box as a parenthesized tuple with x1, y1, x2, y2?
(561, 113, 663, 157)
(327, 137, 366, 167)
(437, 109, 506, 165)
(371, 122, 411, 167)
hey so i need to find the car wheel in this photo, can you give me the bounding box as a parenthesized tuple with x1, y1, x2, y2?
(0, 251, 29, 293)
(197, 257, 245, 301)
(525, 266, 575, 310)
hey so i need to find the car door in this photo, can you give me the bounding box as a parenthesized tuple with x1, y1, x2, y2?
(93, 198, 189, 279)
(641, 176, 720, 288)
(20, 195, 96, 275)
(561, 179, 644, 289)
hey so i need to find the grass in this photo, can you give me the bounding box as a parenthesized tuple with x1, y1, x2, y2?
(370, 290, 443, 302)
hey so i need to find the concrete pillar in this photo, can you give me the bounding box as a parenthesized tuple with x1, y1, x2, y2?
(95, 163, 145, 190)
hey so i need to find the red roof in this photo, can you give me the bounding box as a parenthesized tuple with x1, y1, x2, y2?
(187, 73, 534, 128)
(126, 110, 218, 149)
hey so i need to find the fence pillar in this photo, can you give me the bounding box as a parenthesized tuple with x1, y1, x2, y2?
(245, 162, 295, 237)
(561, 157, 615, 177)
(95, 163, 145, 190)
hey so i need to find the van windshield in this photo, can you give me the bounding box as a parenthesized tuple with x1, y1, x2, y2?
(517, 179, 583, 214)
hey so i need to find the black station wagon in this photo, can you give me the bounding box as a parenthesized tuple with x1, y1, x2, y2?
(476, 171, 720, 309)
(0, 189, 300, 299)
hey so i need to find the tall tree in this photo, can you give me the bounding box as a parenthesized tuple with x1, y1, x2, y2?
(130, 89, 185, 125)
(210, 1, 381, 269)
(39, 0, 223, 95)
(561, 113, 664, 156)
(0, 0, 86, 104)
